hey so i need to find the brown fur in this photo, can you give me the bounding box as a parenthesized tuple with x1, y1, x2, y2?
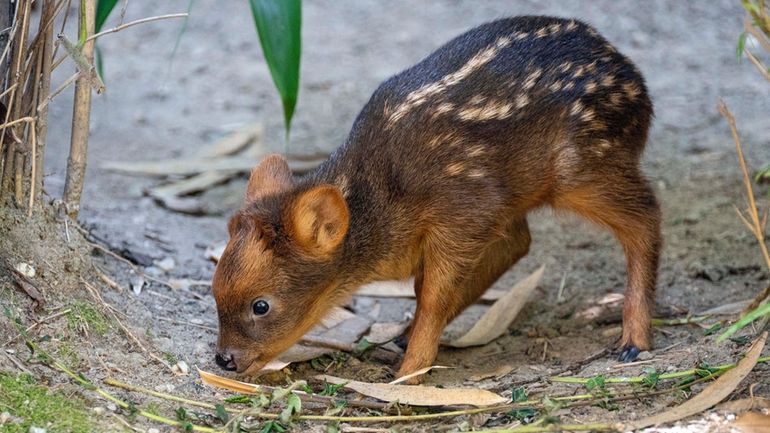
(212, 16, 661, 381)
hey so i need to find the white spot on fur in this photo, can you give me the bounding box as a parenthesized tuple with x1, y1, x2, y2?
(548, 23, 561, 34)
(580, 108, 596, 122)
(445, 162, 465, 176)
(514, 31, 529, 40)
(600, 75, 615, 87)
(515, 94, 529, 109)
(433, 102, 455, 117)
(336, 175, 350, 198)
(566, 20, 578, 31)
(535, 27, 548, 38)
(584, 81, 597, 94)
(573, 66, 586, 78)
(523, 68, 543, 90)
(468, 169, 486, 178)
(387, 36, 514, 126)
(549, 81, 563, 92)
(563, 81, 575, 91)
(467, 145, 486, 157)
(559, 61, 572, 73)
(623, 82, 641, 100)
(570, 100, 584, 116)
(468, 95, 486, 105)
(457, 100, 514, 121)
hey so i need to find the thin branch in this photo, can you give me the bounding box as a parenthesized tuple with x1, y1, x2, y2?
(85, 13, 188, 42)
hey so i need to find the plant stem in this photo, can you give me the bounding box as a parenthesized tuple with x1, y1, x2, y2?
(473, 423, 619, 432)
(552, 356, 770, 384)
(62, 0, 95, 218)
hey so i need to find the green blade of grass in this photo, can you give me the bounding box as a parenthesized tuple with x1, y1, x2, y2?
(95, 0, 118, 33)
(94, 0, 118, 79)
(248, 0, 302, 135)
(716, 302, 770, 343)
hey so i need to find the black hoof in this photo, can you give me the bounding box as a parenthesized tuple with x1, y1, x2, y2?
(617, 346, 640, 363)
(394, 333, 408, 351)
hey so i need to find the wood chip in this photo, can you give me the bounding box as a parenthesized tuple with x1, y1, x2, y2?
(624, 331, 767, 430)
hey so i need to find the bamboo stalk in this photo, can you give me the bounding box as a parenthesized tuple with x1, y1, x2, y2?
(33, 0, 55, 208)
(62, 0, 95, 217)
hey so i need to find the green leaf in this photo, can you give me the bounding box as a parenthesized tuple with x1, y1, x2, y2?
(318, 380, 346, 397)
(511, 387, 528, 403)
(507, 407, 538, 424)
(215, 404, 229, 423)
(641, 367, 659, 389)
(737, 32, 748, 62)
(704, 322, 722, 336)
(716, 302, 770, 343)
(259, 421, 287, 433)
(95, 0, 118, 33)
(224, 395, 252, 404)
(248, 0, 302, 134)
(279, 393, 302, 424)
(326, 421, 340, 433)
(175, 406, 188, 422)
(585, 375, 606, 391)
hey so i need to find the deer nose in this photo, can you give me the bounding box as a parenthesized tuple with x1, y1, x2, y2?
(215, 352, 237, 371)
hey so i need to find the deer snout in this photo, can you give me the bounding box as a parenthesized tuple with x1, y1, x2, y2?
(214, 351, 237, 371)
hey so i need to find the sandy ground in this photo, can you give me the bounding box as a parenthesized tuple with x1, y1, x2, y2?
(2, 0, 770, 432)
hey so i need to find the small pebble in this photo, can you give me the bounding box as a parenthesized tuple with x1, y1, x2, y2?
(15, 262, 35, 278)
(0, 412, 10, 424)
(148, 429, 160, 433)
(28, 427, 46, 433)
(92, 407, 105, 416)
(637, 351, 653, 361)
(172, 360, 190, 375)
(155, 257, 176, 272)
(106, 403, 117, 412)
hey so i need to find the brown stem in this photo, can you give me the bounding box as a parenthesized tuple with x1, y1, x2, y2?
(33, 0, 55, 207)
(62, 0, 95, 218)
(717, 100, 770, 313)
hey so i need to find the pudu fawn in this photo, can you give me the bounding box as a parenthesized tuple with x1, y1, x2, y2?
(212, 16, 661, 382)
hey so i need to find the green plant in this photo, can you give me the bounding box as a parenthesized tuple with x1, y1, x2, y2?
(96, 0, 303, 134)
(0, 373, 93, 433)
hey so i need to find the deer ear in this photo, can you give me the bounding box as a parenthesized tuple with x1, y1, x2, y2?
(246, 154, 293, 202)
(288, 185, 349, 257)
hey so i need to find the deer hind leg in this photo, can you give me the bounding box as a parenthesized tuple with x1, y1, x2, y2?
(554, 169, 661, 362)
(398, 218, 531, 382)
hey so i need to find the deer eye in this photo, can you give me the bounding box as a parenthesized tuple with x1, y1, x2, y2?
(252, 299, 270, 316)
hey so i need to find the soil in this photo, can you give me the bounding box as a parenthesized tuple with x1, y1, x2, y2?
(2, 0, 770, 432)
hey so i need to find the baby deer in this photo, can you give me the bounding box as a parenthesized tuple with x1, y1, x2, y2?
(212, 16, 661, 382)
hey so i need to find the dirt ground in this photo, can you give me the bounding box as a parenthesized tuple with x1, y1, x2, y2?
(2, 0, 770, 432)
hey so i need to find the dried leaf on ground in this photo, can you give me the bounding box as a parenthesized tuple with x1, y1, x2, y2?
(198, 368, 262, 393)
(448, 265, 545, 348)
(317, 374, 507, 407)
(624, 331, 767, 430)
(9, 268, 45, 310)
(389, 366, 451, 385)
(356, 278, 507, 302)
(697, 299, 752, 316)
(734, 411, 770, 433)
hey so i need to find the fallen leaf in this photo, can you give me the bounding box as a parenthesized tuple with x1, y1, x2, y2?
(624, 331, 767, 430)
(318, 374, 507, 407)
(734, 411, 770, 433)
(356, 279, 507, 302)
(389, 366, 451, 385)
(198, 368, 262, 394)
(697, 299, 752, 316)
(448, 265, 545, 348)
(14, 262, 35, 278)
(468, 364, 515, 382)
